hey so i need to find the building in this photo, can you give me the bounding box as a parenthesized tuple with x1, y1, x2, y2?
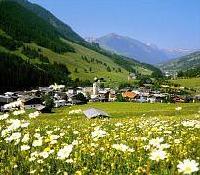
(21, 97, 42, 109)
(83, 108, 109, 119)
(122, 91, 138, 101)
(54, 100, 66, 108)
(93, 78, 100, 96)
(109, 90, 117, 102)
(128, 73, 136, 81)
(0, 95, 14, 111)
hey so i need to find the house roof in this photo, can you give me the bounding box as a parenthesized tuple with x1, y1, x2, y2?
(83, 108, 109, 119)
(35, 105, 46, 111)
(122, 91, 137, 99)
(0, 95, 13, 103)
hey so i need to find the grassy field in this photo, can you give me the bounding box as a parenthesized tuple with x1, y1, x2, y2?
(170, 78, 200, 91)
(0, 28, 153, 87)
(0, 102, 200, 174)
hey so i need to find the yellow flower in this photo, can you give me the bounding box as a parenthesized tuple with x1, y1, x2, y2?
(44, 147, 51, 152)
(75, 171, 82, 175)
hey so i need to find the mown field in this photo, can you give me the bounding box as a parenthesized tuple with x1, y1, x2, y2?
(0, 102, 200, 174)
(170, 78, 200, 92)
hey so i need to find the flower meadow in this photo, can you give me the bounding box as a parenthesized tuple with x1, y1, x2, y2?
(0, 103, 199, 175)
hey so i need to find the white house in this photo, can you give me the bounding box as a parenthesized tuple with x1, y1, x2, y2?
(54, 100, 66, 108)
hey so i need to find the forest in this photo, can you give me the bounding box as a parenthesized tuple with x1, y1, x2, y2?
(0, 51, 72, 92)
(0, 1, 75, 54)
(178, 67, 200, 78)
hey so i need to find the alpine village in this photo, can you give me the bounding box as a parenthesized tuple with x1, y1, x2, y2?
(0, 0, 199, 174)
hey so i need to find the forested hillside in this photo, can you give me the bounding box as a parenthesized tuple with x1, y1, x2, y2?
(10, 0, 85, 43)
(0, 1, 74, 53)
(159, 51, 200, 72)
(0, 0, 162, 92)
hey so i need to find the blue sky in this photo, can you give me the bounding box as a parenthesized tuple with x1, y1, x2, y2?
(29, 0, 200, 49)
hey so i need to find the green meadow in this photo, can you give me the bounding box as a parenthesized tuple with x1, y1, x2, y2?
(39, 102, 200, 122)
(0, 102, 200, 174)
(171, 78, 200, 91)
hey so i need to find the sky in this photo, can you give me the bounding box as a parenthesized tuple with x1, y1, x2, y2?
(29, 0, 200, 50)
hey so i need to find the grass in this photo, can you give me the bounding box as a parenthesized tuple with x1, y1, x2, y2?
(170, 78, 200, 91)
(0, 29, 152, 87)
(22, 42, 132, 87)
(36, 102, 200, 124)
(0, 102, 200, 174)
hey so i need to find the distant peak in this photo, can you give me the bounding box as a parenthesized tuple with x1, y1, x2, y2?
(108, 33, 118, 36)
(104, 33, 124, 39)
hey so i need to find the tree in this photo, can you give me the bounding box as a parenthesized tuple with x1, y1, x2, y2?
(74, 68, 78, 73)
(76, 93, 87, 104)
(107, 66, 111, 72)
(42, 94, 54, 113)
(116, 93, 125, 102)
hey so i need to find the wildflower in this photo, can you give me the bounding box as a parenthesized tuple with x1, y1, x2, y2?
(7, 119, 21, 131)
(177, 159, 199, 174)
(29, 157, 36, 162)
(34, 133, 41, 139)
(30, 170, 36, 174)
(159, 143, 170, 150)
(149, 149, 167, 162)
(21, 145, 30, 151)
(112, 143, 134, 152)
(57, 144, 73, 160)
(60, 132, 65, 137)
(13, 165, 18, 168)
(0, 113, 9, 120)
(39, 151, 49, 159)
(5, 132, 21, 142)
(75, 171, 82, 175)
(13, 110, 25, 116)
(182, 120, 200, 127)
(29, 111, 40, 119)
(22, 133, 30, 143)
(21, 122, 30, 128)
(175, 107, 182, 111)
(49, 135, 60, 141)
(46, 130, 53, 135)
(72, 140, 79, 146)
(149, 137, 164, 147)
(1, 129, 10, 137)
(174, 139, 181, 144)
(91, 143, 98, 147)
(50, 140, 57, 145)
(32, 139, 43, 147)
(37, 159, 44, 164)
(66, 159, 74, 163)
(115, 122, 123, 127)
(68, 109, 82, 115)
(73, 131, 79, 135)
(91, 127, 107, 139)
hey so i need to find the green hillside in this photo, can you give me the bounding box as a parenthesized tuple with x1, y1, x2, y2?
(159, 51, 200, 72)
(170, 78, 200, 92)
(0, 1, 74, 53)
(9, 0, 85, 43)
(0, 1, 160, 92)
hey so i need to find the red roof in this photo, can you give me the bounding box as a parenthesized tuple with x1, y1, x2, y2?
(122, 91, 137, 99)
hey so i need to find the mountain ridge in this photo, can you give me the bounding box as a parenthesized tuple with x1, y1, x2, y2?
(0, 0, 163, 92)
(159, 51, 200, 72)
(9, 0, 85, 43)
(87, 33, 195, 64)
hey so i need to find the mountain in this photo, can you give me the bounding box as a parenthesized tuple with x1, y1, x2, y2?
(0, 1, 161, 92)
(159, 51, 200, 72)
(162, 48, 195, 60)
(9, 0, 85, 43)
(94, 33, 194, 64)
